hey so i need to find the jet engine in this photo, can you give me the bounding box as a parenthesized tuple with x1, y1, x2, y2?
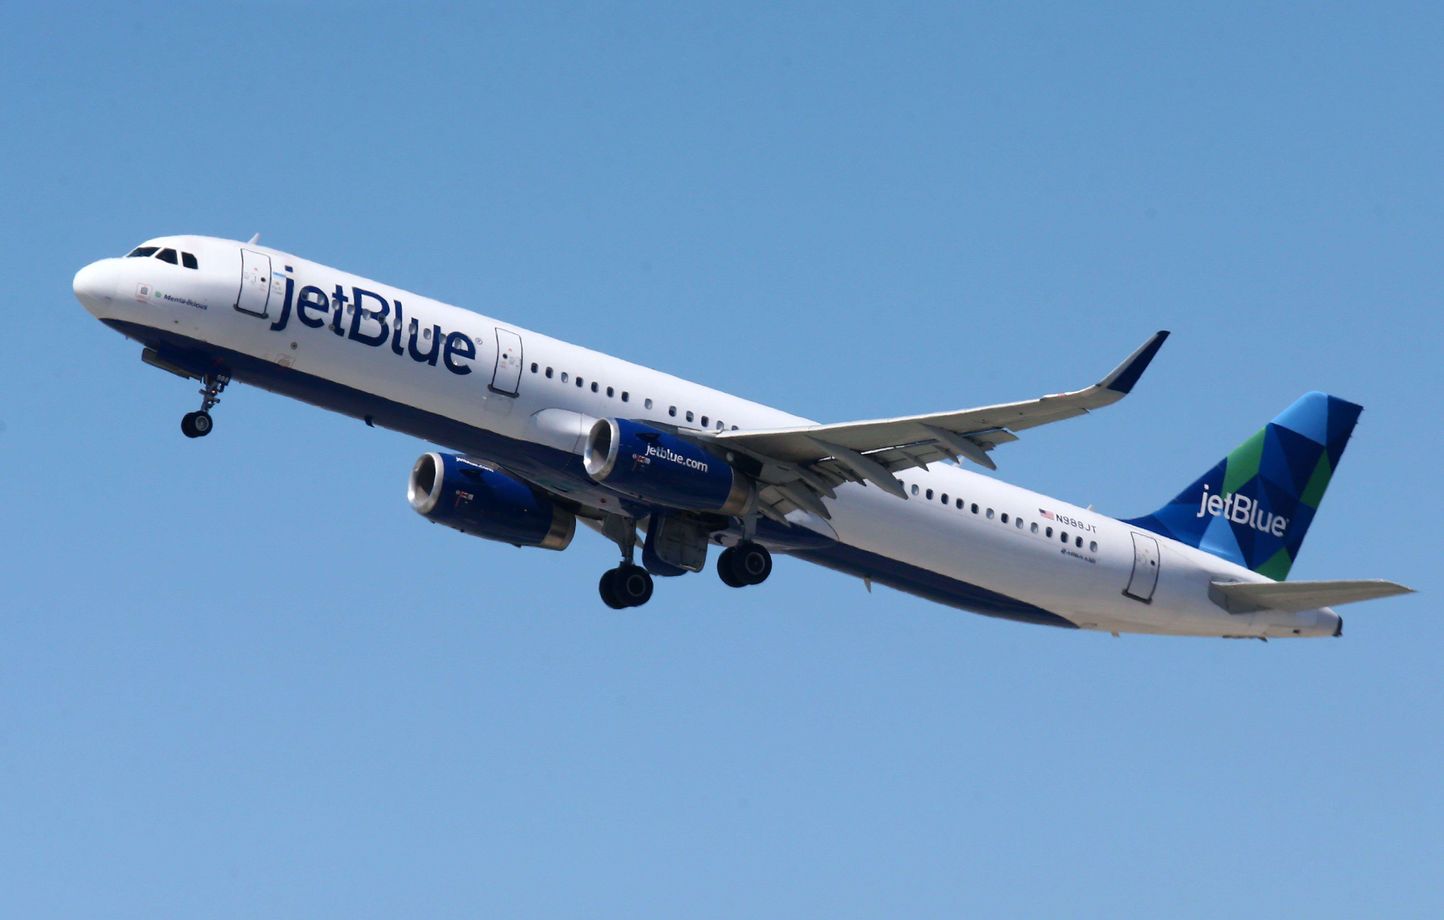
(583, 418, 753, 515)
(408, 452, 575, 550)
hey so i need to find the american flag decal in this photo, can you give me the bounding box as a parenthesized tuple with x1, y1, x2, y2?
(1039, 508, 1055, 520)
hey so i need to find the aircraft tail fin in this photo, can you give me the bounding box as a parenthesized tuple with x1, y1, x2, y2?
(1124, 392, 1362, 580)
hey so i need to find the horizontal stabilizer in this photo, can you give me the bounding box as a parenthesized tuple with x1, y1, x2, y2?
(1209, 579, 1414, 613)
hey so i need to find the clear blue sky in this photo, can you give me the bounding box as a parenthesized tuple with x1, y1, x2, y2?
(3, 4, 1440, 917)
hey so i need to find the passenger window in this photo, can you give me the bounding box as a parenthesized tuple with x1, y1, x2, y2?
(181, 252, 198, 269)
(1089, 540, 1098, 552)
(530, 363, 539, 373)
(686, 410, 694, 422)
(1046, 526, 1053, 538)
(1016, 518, 1024, 529)
(1076, 536, 1083, 548)
(126, 246, 159, 258)
(545, 367, 554, 378)
(911, 484, 920, 496)
(668, 406, 677, 417)
(157, 248, 178, 264)
(561, 372, 569, 383)
(955, 498, 963, 509)
(731, 425, 739, 430)
(716, 420, 725, 430)
(926, 489, 934, 500)
(700, 416, 709, 427)
(986, 508, 994, 519)
(1031, 522, 1039, 534)
(1000, 513, 1009, 524)
(622, 392, 630, 402)
(576, 377, 584, 388)
(606, 386, 614, 397)
(591, 382, 599, 393)
(971, 503, 979, 514)
(1060, 531, 1068, 543)
(940, 493, 948, 504)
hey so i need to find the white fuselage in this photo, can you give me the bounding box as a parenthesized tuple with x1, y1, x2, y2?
(73, 235, 1341, 638)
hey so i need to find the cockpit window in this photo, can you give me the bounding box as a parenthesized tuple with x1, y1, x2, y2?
(127, 246, 159, 258)
(157, 248, 178, 264)
(181, 252, 198, 269)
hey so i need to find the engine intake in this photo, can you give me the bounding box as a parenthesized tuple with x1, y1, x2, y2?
(408, 452, 575, 551)
(583, 418, 753, 516)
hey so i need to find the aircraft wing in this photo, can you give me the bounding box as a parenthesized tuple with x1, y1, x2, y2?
(700, 331, 1169, 521)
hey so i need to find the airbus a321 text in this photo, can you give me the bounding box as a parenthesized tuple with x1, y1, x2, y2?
(73, 235, 1412, 638)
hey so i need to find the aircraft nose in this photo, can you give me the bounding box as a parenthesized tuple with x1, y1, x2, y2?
(73, 260, 116, 314)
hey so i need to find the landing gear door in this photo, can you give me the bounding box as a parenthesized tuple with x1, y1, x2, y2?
(490, 328, 523, 396)
(1124, 532, 1161, 603)
(235, 249, 272, 318)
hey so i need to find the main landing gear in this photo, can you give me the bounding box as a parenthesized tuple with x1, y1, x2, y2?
(717, 541, 772, 588)
(598, 514, 655, 609)
(181, 370, 229, 439)
(599, 564, 654, 609)
(592, 516, 772, 608)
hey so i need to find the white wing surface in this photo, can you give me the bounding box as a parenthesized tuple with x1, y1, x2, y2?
(701, 331, 1170, 520)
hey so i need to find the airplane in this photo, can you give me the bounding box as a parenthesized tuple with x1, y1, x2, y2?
(72, 235, 1412, 638)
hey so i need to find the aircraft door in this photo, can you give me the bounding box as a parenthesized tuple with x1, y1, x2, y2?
(490, 328, 523, 396)
(1123, 532, 1161, 603)
(235, 249, 272, 317)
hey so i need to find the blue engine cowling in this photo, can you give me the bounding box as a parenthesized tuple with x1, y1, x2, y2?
(582, 418, 753, 515)
(408, 452, 575, 550)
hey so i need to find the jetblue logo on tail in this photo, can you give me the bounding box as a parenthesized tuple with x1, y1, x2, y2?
(1195, 482, 1287, 537)
(1125, 392, 1362, 580)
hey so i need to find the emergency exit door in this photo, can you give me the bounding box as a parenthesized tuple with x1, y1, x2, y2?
(490, 328, 523, 396)
(235, 249, 272, 317)
(1123, 532, 1161, 603)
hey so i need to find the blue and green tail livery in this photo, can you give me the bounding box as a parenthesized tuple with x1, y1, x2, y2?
(1125, 392, 1362, 580)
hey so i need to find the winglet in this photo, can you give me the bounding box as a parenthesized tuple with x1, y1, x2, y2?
(1101, 330, 1169, 395)
(247, 233, 261, 245)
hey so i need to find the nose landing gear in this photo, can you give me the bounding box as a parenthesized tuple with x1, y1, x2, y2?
(180, 370, 229, 439)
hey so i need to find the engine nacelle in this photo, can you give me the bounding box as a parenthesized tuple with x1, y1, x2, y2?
(408, 452, 575, 551)
(583, 418, 753, 515)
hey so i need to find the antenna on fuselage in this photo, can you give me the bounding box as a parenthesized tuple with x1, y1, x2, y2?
(246, 233, 261, 245)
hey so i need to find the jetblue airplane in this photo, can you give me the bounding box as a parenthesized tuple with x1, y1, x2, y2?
(73, 235, 1411, 637)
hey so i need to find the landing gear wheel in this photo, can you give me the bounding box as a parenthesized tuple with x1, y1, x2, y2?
(613, 564, 654, 607)
(180, 411, 213, 439)
(717, 548, 747, 588)
(721, 542, 772, 587)
(600, 564, 654, 608)
(599, 569, 627, 610)
(180, 371, 228, 439)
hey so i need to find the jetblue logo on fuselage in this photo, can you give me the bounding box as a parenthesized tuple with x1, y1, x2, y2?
(267, 276, 476, 375)
(1195, 482, 1287, 536)
(644, 443, 708, 472)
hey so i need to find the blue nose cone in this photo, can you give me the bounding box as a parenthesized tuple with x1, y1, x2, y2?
(73, 260, 115, 315)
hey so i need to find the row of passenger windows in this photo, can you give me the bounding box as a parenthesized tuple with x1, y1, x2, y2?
(909, 482, 1099, 552)
(127, 246, 199, 269)
(528, 362, 739, 431)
